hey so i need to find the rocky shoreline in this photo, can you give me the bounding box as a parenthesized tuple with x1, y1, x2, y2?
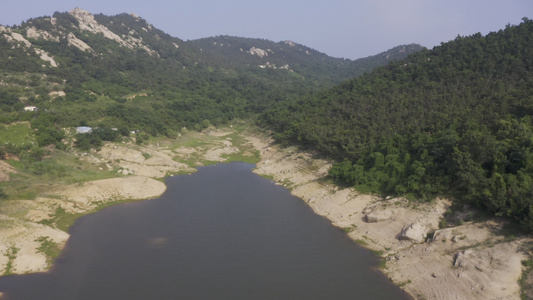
(0, 128, 530, 299)
(250, 135, 530, 300)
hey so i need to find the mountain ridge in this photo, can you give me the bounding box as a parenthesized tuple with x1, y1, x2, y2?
(0, 7, 423, 133)
(1, 8, 423, 74)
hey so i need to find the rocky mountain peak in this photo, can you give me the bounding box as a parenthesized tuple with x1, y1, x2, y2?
(67, 7, 157, 56)
(69, 7, 93, 19)
(69, 8, 124, 44)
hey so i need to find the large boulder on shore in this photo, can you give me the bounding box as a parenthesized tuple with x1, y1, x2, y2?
(362, 197, 407, 223)
(432, 228, 453, 242)
(399, 221, 427, 243)
(365, 209, 395, 223)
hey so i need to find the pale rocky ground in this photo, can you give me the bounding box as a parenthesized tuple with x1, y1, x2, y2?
(0, 161, 15, 182)
(251, 135, 531, 300)
(0, 131, 235, 277)
(0, 128, 531, 300)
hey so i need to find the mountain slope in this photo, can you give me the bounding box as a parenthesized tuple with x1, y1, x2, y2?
(189, 35, 422, 82)
(263, 18, 533, 230)
(0, 8, 422, 135)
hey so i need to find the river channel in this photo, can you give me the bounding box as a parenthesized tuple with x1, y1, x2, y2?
(0, 162, 411, 299)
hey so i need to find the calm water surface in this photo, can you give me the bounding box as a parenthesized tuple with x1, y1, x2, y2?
(0, 162, 411, 299)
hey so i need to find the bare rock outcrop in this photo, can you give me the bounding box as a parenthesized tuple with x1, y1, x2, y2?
(0, 27, 58, 67)
(365, 209, 395, 223)
(399, 221, 427, 243)
(362, 197, 407, 223)
(432, 228, 453, 242)
(248, 47, 268, 58)
(69, 8, 156, 56)
(0, 161, 16, 182)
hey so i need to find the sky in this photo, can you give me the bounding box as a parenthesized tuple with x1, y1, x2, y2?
(0, 0, 532, 60)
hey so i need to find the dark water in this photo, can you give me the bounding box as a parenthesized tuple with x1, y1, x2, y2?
(0, 162, 410, 300)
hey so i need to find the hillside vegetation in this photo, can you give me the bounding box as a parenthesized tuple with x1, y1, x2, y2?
(0, 8, 420, 209)
(263, 18, 533, 230)
(2, 8, 533, 232)
(0, 8, 420, 135)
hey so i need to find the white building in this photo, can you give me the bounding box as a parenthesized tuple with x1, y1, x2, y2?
(76, 126, 92, 134)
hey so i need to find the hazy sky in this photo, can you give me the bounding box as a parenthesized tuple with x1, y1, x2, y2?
(0, 0, 531, 59)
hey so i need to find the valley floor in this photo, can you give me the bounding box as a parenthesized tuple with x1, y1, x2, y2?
(0, 126, 531, 299)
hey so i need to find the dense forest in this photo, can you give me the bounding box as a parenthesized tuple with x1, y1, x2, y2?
(1, 9, 532, 230)
(262, 18, 533, 230)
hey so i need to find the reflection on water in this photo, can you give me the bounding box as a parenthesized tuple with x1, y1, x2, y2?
(0, 162, 411, 300)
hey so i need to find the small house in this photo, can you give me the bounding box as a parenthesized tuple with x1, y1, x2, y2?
(76, 126, 92, 134)
(24, 106, 37, 112)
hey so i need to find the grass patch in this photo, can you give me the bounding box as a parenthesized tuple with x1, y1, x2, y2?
(92, 197, 147, 212)
(35, 236, 61, 267)
(0, 123, 36, 147)
(2, 246, 19, 276)
(355, 239, 369, 247)
(378, 258, 387, 269)
(222, 151, 260, 164)
(0, 150, 118, 201)
(306, 164, 320, 172)
(179, 138, 208, 149)
(221, 127, 261, 164)
(342, 224, 357, 233)
(0, 180, 43, 200)
(174, 155, 201, 168)
(39, 206, 84, 232)
(398, 279, 412, 287)
(258, 174, 274, 181)
(521, 260, 533, 299)
(4, 159, 23, 169)
(279, 179, 295, 189)
(520, 242, 533, 299)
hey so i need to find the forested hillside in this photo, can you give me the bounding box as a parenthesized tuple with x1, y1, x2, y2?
(262, 18, 533, 230)
(6, 8, 533, 231)
(0, 8, 420, 136)
(0, 8, 422, 208)
(190, 36, 421, 83)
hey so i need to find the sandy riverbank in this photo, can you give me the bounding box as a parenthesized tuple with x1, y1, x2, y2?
(0, 127, 531, 299)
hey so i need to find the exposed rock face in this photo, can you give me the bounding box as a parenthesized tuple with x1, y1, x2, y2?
(362, 197, 406, 223)
(0, 161, 16, 182)
(34, 48, 58, 67)
(70, 8, 123, 43)
(26, 27, 59, 42)
(0, 29, 58, 67)
(10, 32, 32, 48)
(432, 228, 453, 242)
(248, 47, 268, 58)
(365, 209, 395, 223)
(67, 32, 94, 53)
(399, 221, 427, 243)
(284, 40, 296, 47)
(4, 8, 157, 56)
(454, 249, 473, 268)
(69, 8, 156, 56)
(48, 91, 67, 97)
